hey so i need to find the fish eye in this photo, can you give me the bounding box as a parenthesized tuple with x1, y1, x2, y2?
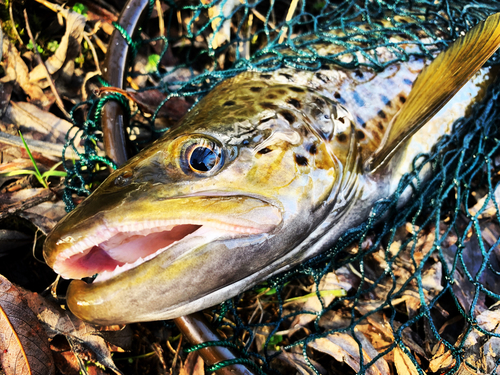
(182, 137, 224, 175)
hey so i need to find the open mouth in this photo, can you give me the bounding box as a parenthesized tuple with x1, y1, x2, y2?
(53, 220, 264, 283)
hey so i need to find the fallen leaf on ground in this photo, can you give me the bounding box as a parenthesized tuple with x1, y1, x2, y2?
(179, 351, 204, 375)
(0, 274, 55, 375)
(393, 346, 419, 375)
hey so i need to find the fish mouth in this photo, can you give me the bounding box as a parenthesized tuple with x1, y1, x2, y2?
(48, 195, 282, 283)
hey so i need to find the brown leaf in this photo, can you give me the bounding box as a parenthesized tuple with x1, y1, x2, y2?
(1, 39, 49, 107)
(393, 347, 419, 375)
(179, 351, 205, 375)
(275, 351, 326, 375)
(0, 274, 55, 375)
(308, 332, 390, 375)
(428, 341, 455, 373)
(29, 6, 86, 87)
(4, 101, 75, 144)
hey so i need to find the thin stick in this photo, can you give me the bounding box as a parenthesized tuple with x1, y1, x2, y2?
(23, 9, 71, 120)
(278, 0, 299, 44)
(9, 2, 24, 45)
(83, 32, 102, 74)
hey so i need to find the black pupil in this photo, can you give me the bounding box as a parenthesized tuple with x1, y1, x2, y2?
(190, 147, 217, 172)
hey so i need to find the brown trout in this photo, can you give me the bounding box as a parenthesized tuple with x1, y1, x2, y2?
(44, 15, 500, 324)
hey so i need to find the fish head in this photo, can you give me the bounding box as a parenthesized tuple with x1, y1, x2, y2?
(44, 76, 356, 324)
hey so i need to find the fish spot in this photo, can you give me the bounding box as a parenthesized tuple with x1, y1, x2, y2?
(258, 147, 272, 154)
(261, 74, 272, 79)
(337, 133, 347, 142)
(377, 122, 384, 130)
(354, 70, 363, 78)
(315, 72, 329, 83)
(381, 95, 391, 107)
(223, 100, 236, 106)
(356, 116, 366, 128)
(280, 110, 296, 124)
(399, 95, 406, 104)
(260, 117, 274, 124)
(287, 98, 301, 109)
(356, 130, 365, 140)
(266, 94, 277, 99)
(280, 73, 294, 80)
(403, 78, 413, 86)
(314, 97, 326, 107)
(277, 89, 287, 95)
(295, 154, 308, 166)
(301, 127, 310, 136)
(261, 102, 278, 110)
(308, 143, 317, 154)
(289, 87, 305, 93)
(250, 87, 263, 92)
(242, 139, 250, 145)
(378, 110, 386, 119)
(334, 92, 341, 99)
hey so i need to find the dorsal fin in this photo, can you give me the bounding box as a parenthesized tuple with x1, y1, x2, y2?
(365, 13, 500, 173)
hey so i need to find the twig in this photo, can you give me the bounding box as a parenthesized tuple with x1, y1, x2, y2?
(83, 32, 102, 74)
(9, 2, 24, 45)
(156, 0, 165, 38)
(278, 0, 299, 44)
(23, 9, 71, 120)
(0, 187, 56, 220)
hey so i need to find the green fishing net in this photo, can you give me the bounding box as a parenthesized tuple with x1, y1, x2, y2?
(62, 0, 500, 373)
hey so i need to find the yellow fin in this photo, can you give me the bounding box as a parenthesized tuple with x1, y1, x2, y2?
(366, 12, 500, 172)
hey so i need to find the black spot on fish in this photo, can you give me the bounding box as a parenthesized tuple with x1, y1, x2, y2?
(381, 95, 391, 107)
(223, 100, 236, 106)
(356, 130, 365, 140)
(261, 74, 272, 79)
(250, 87, 263, 92)
(315, 72, 328, 83)
(287, 98, 301, 109)
(308, 144, 317, 155)
(261, 102, 278, 110)
(352, 91, 365, 107)
(260, 117, 273, 124)
(378, 110, 386, 119)
(377, 122, 384, 130)
(354, 70, 363, 78)
(280, 73, 294, 80)
(277, 89, 287, 95)
(399, 95, 406, 104)
(280, 110, 296, 124)
(295, 154, 308, 166)
(337, 133, 347, 142)
(266, 94, 277, 99)
(311, 107, 323, 119)
(301, 127, 310, 136)
(290, 87, 305, 93)
(403, 78, 413, 86)
(314, 97, 326, 107)
(334, 92, 341, 99)
(258, 147, 272, 154)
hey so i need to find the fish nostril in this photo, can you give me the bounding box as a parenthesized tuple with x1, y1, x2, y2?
(115, 171, 133, 186)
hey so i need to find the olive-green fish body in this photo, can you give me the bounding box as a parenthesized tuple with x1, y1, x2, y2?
(43, 14, 500, 324)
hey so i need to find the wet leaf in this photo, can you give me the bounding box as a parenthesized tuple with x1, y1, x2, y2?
(0, 274, 55, 375)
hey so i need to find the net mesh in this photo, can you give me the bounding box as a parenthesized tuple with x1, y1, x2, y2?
(62, 1, 500, 373)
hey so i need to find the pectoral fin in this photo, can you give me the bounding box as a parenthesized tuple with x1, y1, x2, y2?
(365, 12, 500, 172)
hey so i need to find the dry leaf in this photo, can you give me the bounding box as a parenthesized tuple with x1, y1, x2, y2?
(179, 351, 204, 375)
(468, 185, 500, 219)
(0, 274, 55, 375)
(1, 39, 49, 107)
(275, 350, 326, 375)
(308, 331, 389, 375)
(29, 6, 86, 87)
(428, 341, 455, 373)
(289, 268, 353, 330)
(393, 346, 419, 375)
(4, 101, 75, 144)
